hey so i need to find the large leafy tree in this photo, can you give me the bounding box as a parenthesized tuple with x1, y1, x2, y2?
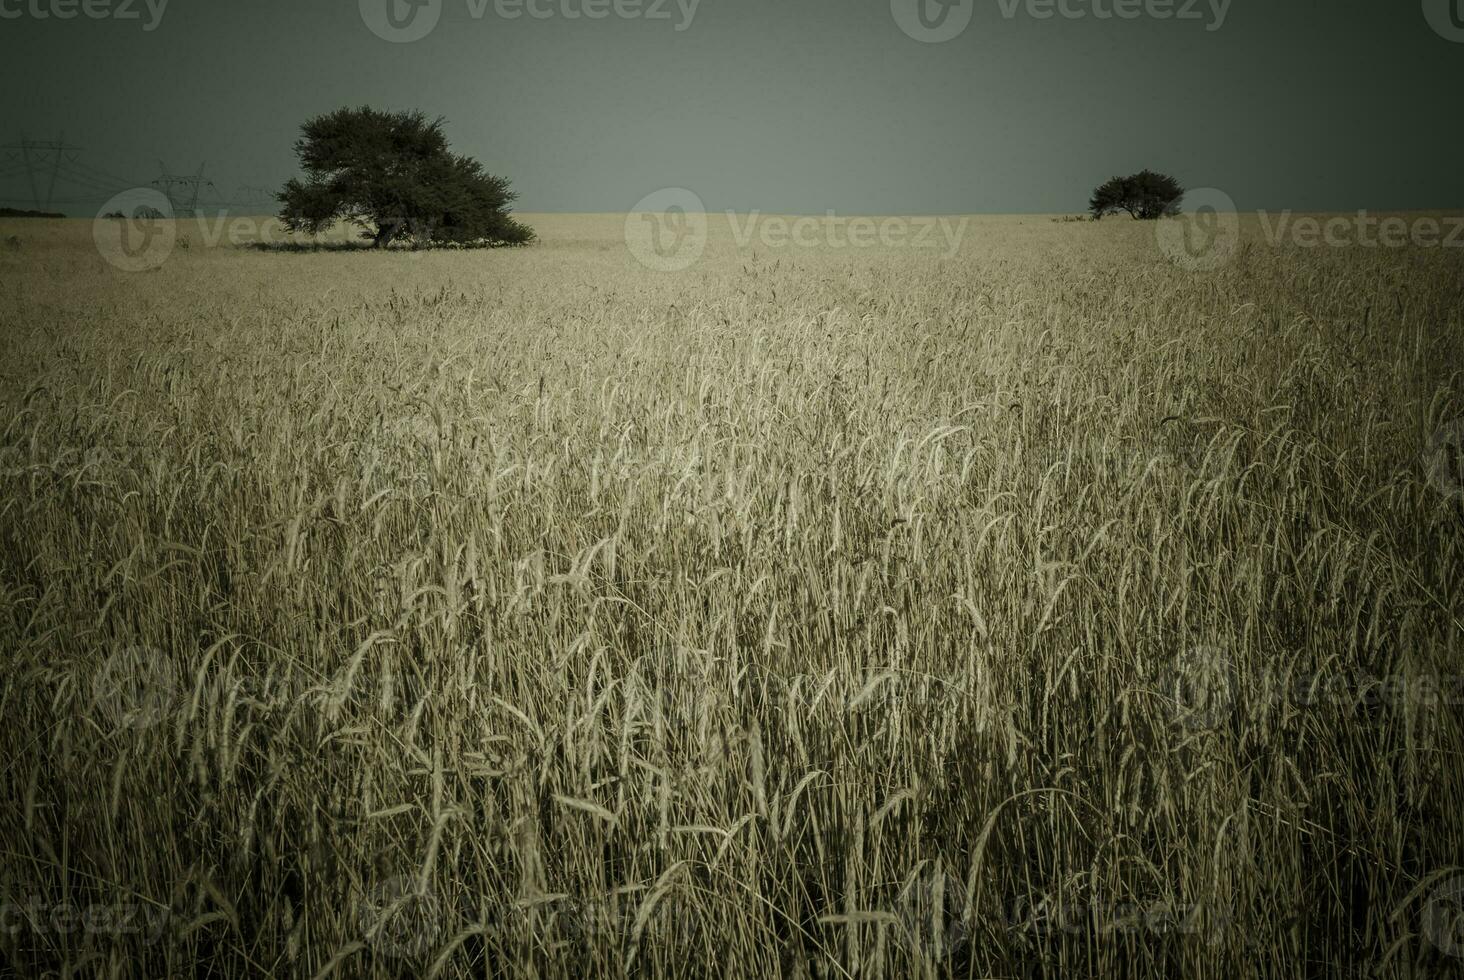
(1088, 170, 1185, 221)
(278, 107, 534, 248)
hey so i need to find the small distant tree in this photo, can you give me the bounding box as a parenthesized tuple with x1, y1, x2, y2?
(277, 107, 534, 249)
(1089, 170, 1185, 221)
(107, 206, 165, 220)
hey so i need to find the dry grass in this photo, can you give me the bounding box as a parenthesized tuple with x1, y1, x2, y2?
(0, 212, 1461, 978)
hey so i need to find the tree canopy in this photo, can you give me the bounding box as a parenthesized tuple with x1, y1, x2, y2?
(277, 107, 534, 249)
(1088, 170, 1185, 221)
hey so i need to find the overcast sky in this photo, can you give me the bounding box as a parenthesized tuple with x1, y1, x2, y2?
(1, 0, 1460, 215)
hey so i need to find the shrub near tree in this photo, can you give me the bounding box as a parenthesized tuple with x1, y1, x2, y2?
(1089, 170, 1185, 220)
(277, 107, 534, 249)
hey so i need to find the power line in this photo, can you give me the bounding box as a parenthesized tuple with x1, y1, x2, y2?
(0, 133, 277, 215)
(60, 158, 148, 189)
(50, 164, 123, 194)
(0, 197, 110, 206)
(230, 184, 278, 212)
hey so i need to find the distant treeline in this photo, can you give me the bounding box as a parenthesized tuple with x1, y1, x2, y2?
(0, 208, 65, 219)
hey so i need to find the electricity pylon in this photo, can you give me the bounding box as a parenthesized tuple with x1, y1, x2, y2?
(0, 133, 84, 212)
(152, 162, 216, 217)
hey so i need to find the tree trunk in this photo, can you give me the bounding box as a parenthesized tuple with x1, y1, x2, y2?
(373, 221, 401, 249)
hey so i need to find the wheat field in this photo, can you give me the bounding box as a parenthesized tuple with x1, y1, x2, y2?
(1, 212, 1462, 978)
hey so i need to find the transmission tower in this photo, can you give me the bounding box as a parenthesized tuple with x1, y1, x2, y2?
(152, 161, 216, 218)
(0, 133, 84, 212)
